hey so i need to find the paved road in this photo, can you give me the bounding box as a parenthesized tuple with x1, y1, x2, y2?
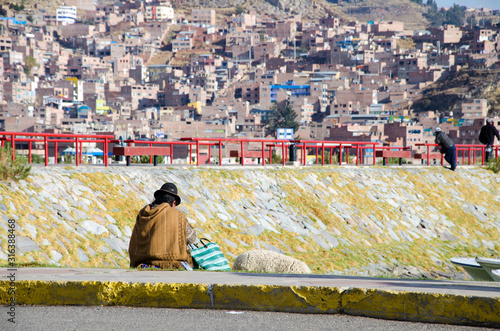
(5, 306, 497, 331)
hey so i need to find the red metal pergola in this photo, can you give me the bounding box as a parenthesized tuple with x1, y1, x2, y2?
(1, 131, 497, 168)
(0, 132, 113, 167)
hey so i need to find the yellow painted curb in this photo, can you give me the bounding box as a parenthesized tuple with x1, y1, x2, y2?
(1, 281, 210, 308)
(213, 285, 342, 313)
(1, 281, 499, 327)
(342, 288, 500, 327)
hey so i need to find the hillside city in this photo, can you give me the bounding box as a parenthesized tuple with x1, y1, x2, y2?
(1, 1, 500, 161)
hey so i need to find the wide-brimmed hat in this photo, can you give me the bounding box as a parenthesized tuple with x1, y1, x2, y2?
(154, 182, 181, 205)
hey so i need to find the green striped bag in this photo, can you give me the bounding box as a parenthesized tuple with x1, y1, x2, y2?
(189, 238, 230, 271)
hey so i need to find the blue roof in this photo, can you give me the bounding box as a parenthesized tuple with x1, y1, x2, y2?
(271, 85, 310, 89)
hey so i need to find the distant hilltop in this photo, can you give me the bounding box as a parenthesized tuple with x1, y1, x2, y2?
(8, 0, 428, 26)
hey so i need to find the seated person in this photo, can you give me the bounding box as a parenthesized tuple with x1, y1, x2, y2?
(128, 182, 197, 269)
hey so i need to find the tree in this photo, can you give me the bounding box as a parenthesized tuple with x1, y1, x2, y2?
(264, 102, 299, 137)
(9, 3, 24, 11)
(426, 0, 438, 12)
(24, 55, 37, 75)
(425, 4, 465, 27)
(445, 4, 465, 26)
(235, 5, 245, 14)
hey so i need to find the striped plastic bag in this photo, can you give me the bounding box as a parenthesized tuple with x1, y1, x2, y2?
(189, 238, 230, 271)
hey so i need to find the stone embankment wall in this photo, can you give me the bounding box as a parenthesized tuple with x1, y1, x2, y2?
(0, 165, 499, 280)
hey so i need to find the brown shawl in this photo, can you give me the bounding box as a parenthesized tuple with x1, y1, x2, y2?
(128, 203, 193, 269)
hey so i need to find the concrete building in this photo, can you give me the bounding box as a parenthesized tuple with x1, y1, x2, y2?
(461, 99, 488, 120)
(56, 6, 77, 26)
(145, 2, 174, 21)
(191, 9, 216, 26)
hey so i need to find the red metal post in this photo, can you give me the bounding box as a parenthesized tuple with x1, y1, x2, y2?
(468, 146, 471, 165)
(54, 141, 58, 165)
(149, 143, 153, 164)
(11, 135, 15, 161)
(262, 141, 265, 166)
(104, 137, 109, 167)
(219, 141, 223, 166)
(426, 145, 430, 166)
(373, 144, 376, 165)
(75, 137, 79, 166)
(170, 143, 174, 164)
(196, 139, 200, 166)
(303, 145, 307, 165)
(196, 140, 200, 166)
(44, 135, 48, 166)
(208, 145, 211, 164)
(315, 146, 318, 164)
(282, 142, 285, 166)
(356, 144, 359, 166)
(189, 144, 192, 164)
(28, 140, 32, 164)
(241, 140, 245, 166)
(330, 147, 333, 164)
(339, 144, 343, 166)
(321, 143, 325, 166)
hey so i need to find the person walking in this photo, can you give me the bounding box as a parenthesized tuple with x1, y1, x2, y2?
(128, 182, 197, 270)
(435, 127, 456, 171)
(479, 118, 500, 163)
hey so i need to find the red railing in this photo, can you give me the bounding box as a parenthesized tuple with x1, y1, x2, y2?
(0, 132, 113, 167)
(180, 137, 291, 166)
(416, 143, 498, 166)
(181, 138, 380, 166)
(292, 140, 379, 166)
(1, 131, 498, 168)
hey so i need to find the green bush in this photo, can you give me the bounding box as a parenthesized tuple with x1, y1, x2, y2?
(485, 157, 500, 173)
(318, 152, 354, 164)
(133, 155, 164, 164)
(271, 153, 282, 164)
(0, 145, 32, 182)
(377, 157, 410, 165)
(31, 154, 44, 164)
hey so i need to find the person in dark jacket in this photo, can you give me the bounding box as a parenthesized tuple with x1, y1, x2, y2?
(479, 118, 500, 163)
(434, 127, 456, 171)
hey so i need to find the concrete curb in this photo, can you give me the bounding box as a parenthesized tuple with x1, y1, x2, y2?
(1, 280, 499, 327)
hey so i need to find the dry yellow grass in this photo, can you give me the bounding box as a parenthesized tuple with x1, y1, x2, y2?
(1, 167, 499, 279)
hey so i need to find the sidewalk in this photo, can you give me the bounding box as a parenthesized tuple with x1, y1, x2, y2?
(1, 268, 499, 327)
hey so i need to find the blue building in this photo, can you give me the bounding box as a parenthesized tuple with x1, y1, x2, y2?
(270, 82, 310, 102)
